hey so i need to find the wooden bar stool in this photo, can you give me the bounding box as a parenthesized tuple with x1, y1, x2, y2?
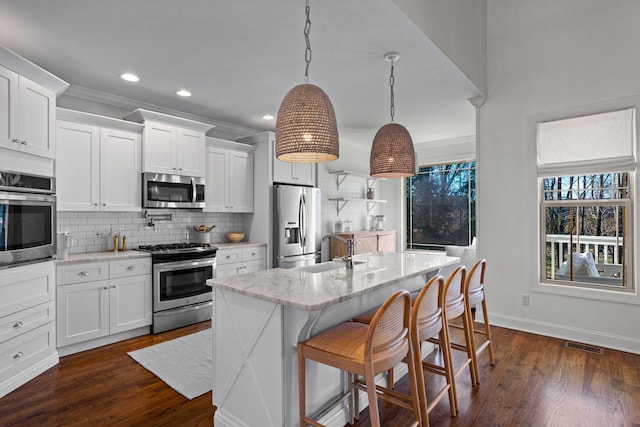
(426, 265, 478, 387)
(297, 289, 421, 427)
(352, 275, 458, 422)
(450, 259, 494, 384)
(410, 274, 458, 424)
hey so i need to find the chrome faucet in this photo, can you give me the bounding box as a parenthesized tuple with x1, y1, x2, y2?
(322, 234, 354, 269)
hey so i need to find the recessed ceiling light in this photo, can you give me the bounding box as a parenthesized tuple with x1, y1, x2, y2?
(262, 114, 275, 120)
(176, 90, 192, 97)
(120, 73, 139, 82)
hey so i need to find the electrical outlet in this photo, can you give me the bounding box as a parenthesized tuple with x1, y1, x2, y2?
(521, 294, 530, 306)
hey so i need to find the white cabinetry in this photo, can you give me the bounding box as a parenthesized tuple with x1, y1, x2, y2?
(273, 143, 316, 186)
(217, 246, 266, 278)
(56, 109, 143, 212)
(0, 261, 57, 399)
(0, 64, 56, 159)
(56, 257, 152, 352)
(124, 109, 214, 177)
(205, 138, 254, 213)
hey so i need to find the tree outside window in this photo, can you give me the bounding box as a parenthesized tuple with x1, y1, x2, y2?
(406, 162, 476, 251)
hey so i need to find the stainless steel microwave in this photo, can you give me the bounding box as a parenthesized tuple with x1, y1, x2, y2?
(143, 173, 205, 209)
(0, 171, 56, 268)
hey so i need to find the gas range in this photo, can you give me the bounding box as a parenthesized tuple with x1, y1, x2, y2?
(138, 243, 218, 263)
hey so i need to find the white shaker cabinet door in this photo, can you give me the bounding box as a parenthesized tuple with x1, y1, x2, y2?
(18, 77, 55, 158)
(142, 121, 177, 175)
(56, 121, 100, 211)
(109, 274, 152, 334)
(0, 65, 19, 150)
(99, 128, 141, 212)
(228, 150, 253, 212)
(204, 146, 228, 212)
(177, 128, 205, 177)
(57, 280, 110, 347)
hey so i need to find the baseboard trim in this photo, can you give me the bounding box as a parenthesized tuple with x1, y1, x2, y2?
(490, 313, 640, 355)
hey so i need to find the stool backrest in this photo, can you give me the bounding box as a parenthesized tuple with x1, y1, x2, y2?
(443, 265, 466, 319)
(366, 289, 411, 371)
(412, 275, 446, 342)
(466, 259, 487, 305)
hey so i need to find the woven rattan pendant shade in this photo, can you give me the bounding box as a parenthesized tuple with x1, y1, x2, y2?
(370, 123, 415, 178)
(275, 83, 339, 163)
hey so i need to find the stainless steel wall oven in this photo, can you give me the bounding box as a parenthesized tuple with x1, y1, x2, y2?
(0, 170, 56, 268)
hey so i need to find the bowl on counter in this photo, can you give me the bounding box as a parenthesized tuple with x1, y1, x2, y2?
(227, 232, 245, 243)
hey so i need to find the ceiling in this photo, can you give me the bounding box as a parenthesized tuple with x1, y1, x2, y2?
(0, 0, 480, 147)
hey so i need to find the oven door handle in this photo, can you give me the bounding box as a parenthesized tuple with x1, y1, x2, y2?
(154, 257, 216, 271)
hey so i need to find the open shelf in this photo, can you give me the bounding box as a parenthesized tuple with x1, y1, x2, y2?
(328, 170, 385, 191)
(328, 197, 387, 215)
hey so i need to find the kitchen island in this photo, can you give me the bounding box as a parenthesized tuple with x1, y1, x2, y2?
(207, 251, 458, 427)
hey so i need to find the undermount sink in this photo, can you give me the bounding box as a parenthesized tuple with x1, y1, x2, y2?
(298, 260, 365, 273)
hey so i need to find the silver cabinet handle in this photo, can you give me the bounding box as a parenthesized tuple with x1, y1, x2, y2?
(225, 255, 231, 259)
(251, 252, 256, 256)
(103, 286, 108, 290)
(127, 265, 136, 270)
(79, 271, 89, 276)
(21, 140, 28, 145)
(13, 321, 23, 329)
(111, 285, 116, 289)
(13, 351, 23, 359)
(12, 138, 19, 143)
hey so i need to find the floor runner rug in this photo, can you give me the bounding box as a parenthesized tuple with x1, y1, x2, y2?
(128, 329, 212, 399)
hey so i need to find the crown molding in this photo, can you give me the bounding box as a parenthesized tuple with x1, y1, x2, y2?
(62, 84, 260, 138)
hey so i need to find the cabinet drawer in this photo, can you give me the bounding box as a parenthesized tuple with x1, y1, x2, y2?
(109, 257, 152, 279)
(0, 322, 56, 384)
(0, 262, 55, 318)
(241, 246, 265, 261)
(0, 301, 55, 345)
(217, 249, 241, 265)
(57, 261, 109, 285)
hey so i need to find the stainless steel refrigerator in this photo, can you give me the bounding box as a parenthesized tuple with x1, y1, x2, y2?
(273, 184, 321, 268)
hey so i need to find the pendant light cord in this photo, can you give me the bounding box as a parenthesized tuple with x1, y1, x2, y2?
(389, 59, 395, 122)
(304, 0, 312, 83)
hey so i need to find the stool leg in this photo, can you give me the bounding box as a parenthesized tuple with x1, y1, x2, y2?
(364, 365, 381, 427)
(481, 299, 495, 365)
(440, 326, 458, 416)
(462, 305, 479, 386)
(297, 344, 307, 426)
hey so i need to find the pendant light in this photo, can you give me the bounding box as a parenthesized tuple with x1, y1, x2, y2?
(370, 52, 415, 178)
(275, 0, 339, 163)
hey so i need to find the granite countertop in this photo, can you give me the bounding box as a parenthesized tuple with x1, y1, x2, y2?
(208, 251, 459, 311)
(56, 242, 267, 264)
(56, 250, 151, 264)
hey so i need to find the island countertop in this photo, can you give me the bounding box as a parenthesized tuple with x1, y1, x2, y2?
(207, 251, 459, 310)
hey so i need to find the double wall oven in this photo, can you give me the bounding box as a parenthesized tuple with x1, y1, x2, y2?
(0, 170, 56, 268)
(138, 243, 217, 333)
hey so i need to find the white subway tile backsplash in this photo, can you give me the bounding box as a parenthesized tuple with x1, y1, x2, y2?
(59, 210, 247, 253)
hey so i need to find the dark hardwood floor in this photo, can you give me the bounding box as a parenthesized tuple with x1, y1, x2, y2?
(1, 321, 639, 426)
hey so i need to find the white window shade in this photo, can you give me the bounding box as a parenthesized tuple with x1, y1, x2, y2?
(537, 108, 636, 175)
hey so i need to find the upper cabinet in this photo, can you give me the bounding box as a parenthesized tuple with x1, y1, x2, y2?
(56, 109, 143, 212)
(272, 144, 317, 186)
(204, 138, 254, 213)
(0, 64, 56, 159)
(123, 109, 214, 177)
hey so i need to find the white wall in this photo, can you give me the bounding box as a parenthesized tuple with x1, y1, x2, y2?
(480, 0, 640, 353)
(393, 0, 487, 94)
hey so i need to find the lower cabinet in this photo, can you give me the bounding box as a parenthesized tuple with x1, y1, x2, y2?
(0, 261, 57, 399)
(56, 258, 152, 348)
(217, 246, 266, 278)
(330, 230, 396, 259)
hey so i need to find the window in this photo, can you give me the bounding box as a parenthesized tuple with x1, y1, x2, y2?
(541, 172, 632, 290)
(406, 162, 476, 251)
(537, 107, 636, 291)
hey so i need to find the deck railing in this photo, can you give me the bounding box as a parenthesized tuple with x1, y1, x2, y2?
(545, 234, 623, 279)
